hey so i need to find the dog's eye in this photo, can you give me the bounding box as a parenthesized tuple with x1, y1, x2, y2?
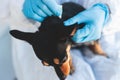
(42, 61, 50, 66)
(53, 55, 68, 66)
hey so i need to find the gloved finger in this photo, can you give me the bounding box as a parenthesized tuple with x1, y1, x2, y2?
(22, 0, 31, 17)
(80, 34, 100, 43)
(72, 36, 86, 43)
(80, 29, 101, 43)
(32, 5, 47, 18)
(23, 3, 44, 22)
(32, 14, 44, 22)
(42, 0, 62, 16)
(64, 12, 88, 26)
(72, 25, 91, 43)
(37, 0, 53, 16)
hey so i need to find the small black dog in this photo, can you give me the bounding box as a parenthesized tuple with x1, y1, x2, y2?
(10, 2, 106, 80)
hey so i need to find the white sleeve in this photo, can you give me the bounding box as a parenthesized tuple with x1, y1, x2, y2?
(0, 0, 10, 19)
(9, 0, 39, 31)
(0, 0, 10, 39)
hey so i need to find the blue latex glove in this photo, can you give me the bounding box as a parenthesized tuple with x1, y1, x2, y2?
(64, 3, 110, 43)
(22, 0, 62, 22)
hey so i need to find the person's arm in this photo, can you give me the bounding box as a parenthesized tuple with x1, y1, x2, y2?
(64, 3, 110, 43)
(22, 0, 62, 22)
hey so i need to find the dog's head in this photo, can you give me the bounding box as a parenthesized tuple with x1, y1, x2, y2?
(10, 16, 78, 79)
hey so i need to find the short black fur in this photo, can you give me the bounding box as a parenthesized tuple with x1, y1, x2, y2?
(10, 2, 85, 80)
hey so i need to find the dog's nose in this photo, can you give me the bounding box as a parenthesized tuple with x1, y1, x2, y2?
(54, 66, 67, 80)
(60, 58, 70, 76)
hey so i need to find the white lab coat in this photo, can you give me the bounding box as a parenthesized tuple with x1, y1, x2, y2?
(0, 0, 120, 80)
(0, 0, 15, 80)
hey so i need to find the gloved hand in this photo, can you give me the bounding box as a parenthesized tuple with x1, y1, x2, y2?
(22, 0, 62, 22)
(64, 3, 110, 43)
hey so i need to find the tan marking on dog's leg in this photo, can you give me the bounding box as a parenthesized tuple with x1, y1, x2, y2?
(88, 40, 107, 56)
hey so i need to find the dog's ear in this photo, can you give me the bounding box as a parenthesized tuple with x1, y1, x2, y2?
(10, 30, 35, 44)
